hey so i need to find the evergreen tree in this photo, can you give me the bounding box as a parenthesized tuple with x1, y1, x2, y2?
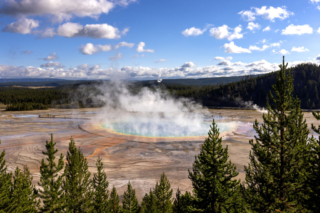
(6, 166, 39, 212)
(0, 140, 12, 212)
(154, 173, 173, 213)
(38, 134, 65, 212)
(63, 137, 92, 213)
(92, 156, 109, 213)
(303, 111, 320, 211)
(188, 119, 240, 213)
(122, 182, 139, 213)
(173, 189, 193, 213)
(109, 186, 121, 213)
(140, 189, 158, 213)
(242, 56, 310, 212)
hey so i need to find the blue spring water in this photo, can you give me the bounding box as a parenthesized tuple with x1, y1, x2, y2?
(102, 121, 235, 137)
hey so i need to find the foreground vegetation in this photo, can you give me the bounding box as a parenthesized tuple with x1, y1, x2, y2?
(1, 57, 320, 212)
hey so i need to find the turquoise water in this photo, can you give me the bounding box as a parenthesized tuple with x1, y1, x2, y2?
(102, 121, 235, 137)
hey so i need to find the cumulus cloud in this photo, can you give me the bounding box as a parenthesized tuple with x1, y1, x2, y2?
(223, 42, 251, 53)
(121, 27, 130, 35)
(2, 18, 39, 34)
(316, 54, 320, 61)
(155, 59, 167, 63)
(217, 60, 232, 66)
(311, 0, 320, 3)
(57, 22, 121, 39)
(263, 26, 271, 31)
(317, 27, 320, 33)
(182, 27, 206, 36)
(80, 41, 133, 55)
(40, 61, 64, 68)
(1, 58, 319, 80)
(214, 56, 233, 61)
(291, 46, 309, 52)
(113, 41, 134, 49)
(249, 45, 269, 51)
(247, 22, 260, 31)
(136, 42, 154, 53)
(109, 53, 122, 61)
(278, 49, 290, 55)
(270, 42, 281, 47)
(44, 52, 58, 61)
(282, 24, 313, 35)
(239, 6, 293, 22)
(40, 28, 55, 38)
(21, 50, 33, 55)
(210, 25, 243, 41)
(0, 0, 128, 22)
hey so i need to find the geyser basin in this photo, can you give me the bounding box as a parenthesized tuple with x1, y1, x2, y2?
(102, 119, 249, 138)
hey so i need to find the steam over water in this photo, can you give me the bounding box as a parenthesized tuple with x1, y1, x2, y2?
(91, 81, 247, 137)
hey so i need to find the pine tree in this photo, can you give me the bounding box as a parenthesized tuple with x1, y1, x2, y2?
(109, 186, 121, 213)
(38, 134, 65, 212)
(154, 173, 173, 213)
(0, 140, 12, 212)
(92, 156, 109, 213)
(173, 189, 193, 213)
(188, 119, 240, 213)
(140, 189, 158, 213)
(63, 137, 92, 212)
(303, 111, 320, 211)
(6, 166, 39, 212)
(122, 182, 139, 213)
(242, 56, 310, 212)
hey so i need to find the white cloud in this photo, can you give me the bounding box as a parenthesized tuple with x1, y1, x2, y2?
(109, 53, 122, 61)
(214, 56, 233, 61)
(2, 18, 39, 34)
(155, 59, 167, 63)
(40, 61, 64, 68)
(270, 42, 281, 47)
(239, 6, 293, 22)
(223, 42, 251, 53)
(97, 44, 112, 52)
(80, 43, 100, 55)
(40, 28, 55, 38)
(131, 54, 139, 59)
(282, 24, 313, 35)
(262, 39, 267, 43)
(263, 26, 271, 32)
(182, 27, 206, 36)
(210, 25, 243, 41)
(318, 27, 320, 33)
(2, 58, 319, 80)
(317, 6, 320, 10)
(278, 49, 290, 55)
(21, 50, 33, 55)
(57, 22, 121, 39)
(249, 45, 269, 51)
(113, 42, 134, 49)
(316, 54, 320, 61)
(136, 42, 154, 53)
(0, 0, 124, 22)
(247, 22, 260, 31)
(238, 10, 256, 21)
(122, 27, 130, 35)
(311, 0, 320, 3)
(44, 52, 58, 61)
(217, 60, 232, 66)
(291, 46, 309, 52)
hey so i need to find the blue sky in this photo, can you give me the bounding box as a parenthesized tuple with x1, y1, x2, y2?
(0, 0, 320, 79)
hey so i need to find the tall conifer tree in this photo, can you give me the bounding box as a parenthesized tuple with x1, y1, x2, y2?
(38, 134, 65, 212)
(109, 186, 121, 213)
(154, 173, 173, 213)
(92, 156, 109, 213)
(303, 111, 320, 211)
(63, 137, 92, 212)
(140, 189, 158, 213)
(0, 140, 12, 212)
(173, 189, 193, 213)
(242, 56, 310, 212)
(188, 119, 240, 213)
(122, 182, 139, 213)
(6, 166, 39, 212)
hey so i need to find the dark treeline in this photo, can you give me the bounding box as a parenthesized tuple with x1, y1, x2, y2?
(1, 58, 320, 212)
(1, 63, 320, 111)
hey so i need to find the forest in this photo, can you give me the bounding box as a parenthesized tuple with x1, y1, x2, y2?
(1, 63, 320, 111)
(1, 58, 320, 212)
